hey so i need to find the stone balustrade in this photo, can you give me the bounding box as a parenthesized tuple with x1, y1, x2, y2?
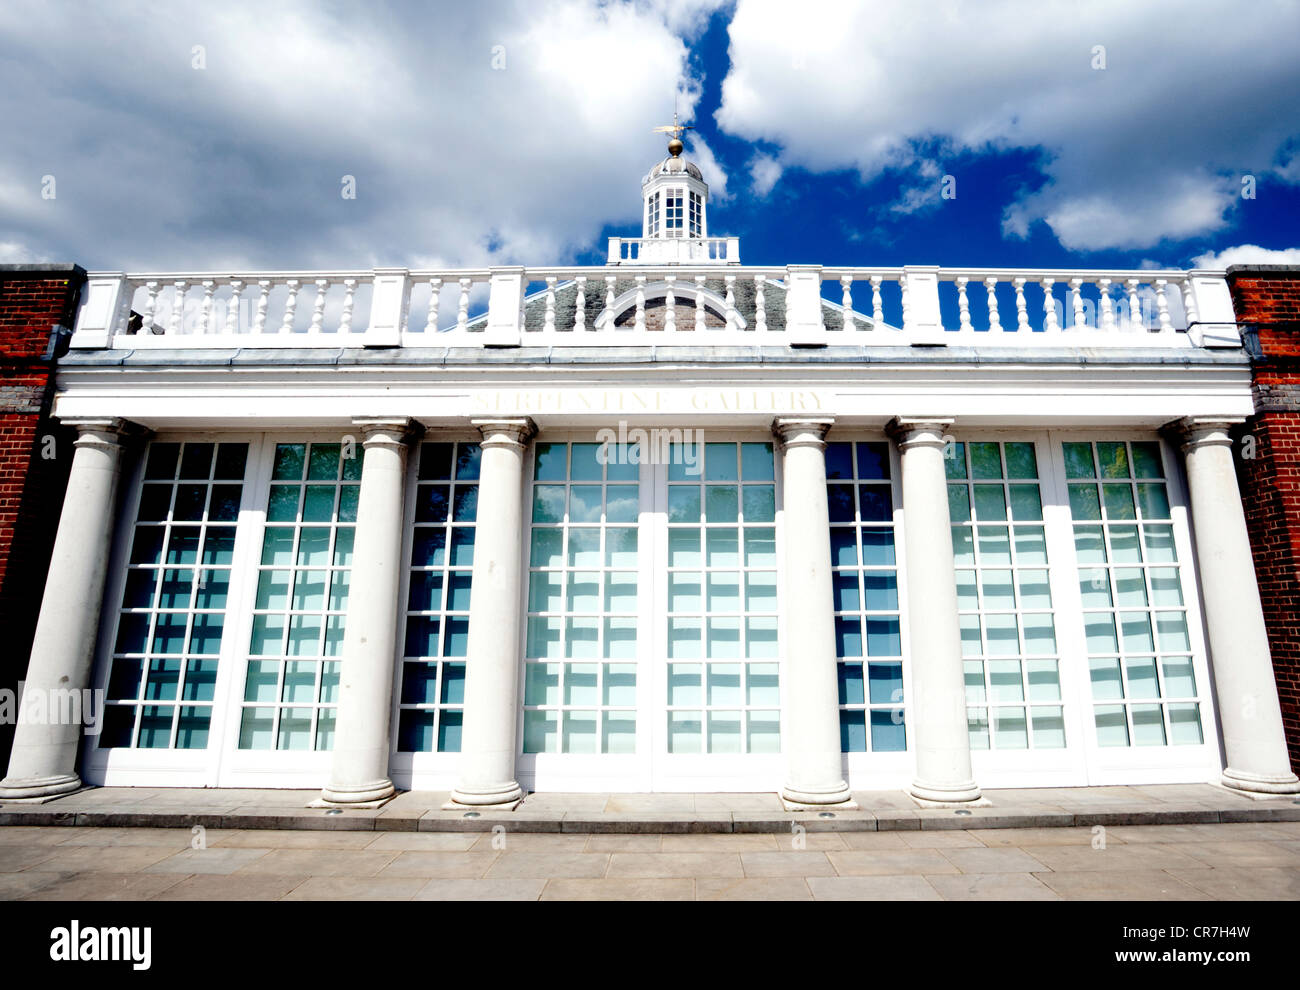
(71, 263, 1240, 350)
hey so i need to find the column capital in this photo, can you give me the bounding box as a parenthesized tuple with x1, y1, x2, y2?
(471, 417, 537, 448)
(351, 417, 422, 448)
(886, 417, 954, 449)
(1161, 416, 1244, 451)
(772, 417, 834, 449)
(60, 417, 144, 450)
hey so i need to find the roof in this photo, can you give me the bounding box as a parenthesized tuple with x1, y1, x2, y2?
(644, 155, 704, 183)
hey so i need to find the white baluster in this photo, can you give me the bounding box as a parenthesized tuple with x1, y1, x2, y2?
(1013, 277, 1029, 332)
(664, 275, 676, 333)
(985, 277, 1002, 332)
(280, 279, 300, 334)
(339, 279, 357, 335)
(457, 278, 471, 333)
(424, 278, 442, 333)
(574, 276, 586, 332)
(870, 275, 884, 327)
(1180, 276, 1198, 329)
(1040, 278, 1058, 333)
(225, 279, 243, 334)
(200, 280, 216, 335)
(544, 277, 557, 334)
(1155, 279, 1172, 333)
(900, 276, 911, 333)
(310, 279, 329, 335)
(724, 274, 736, 331)
(1099, 279, 1115, 331)
(1126, 278, 1142, 332)
(840, 276, 854, 332)
(142, 281, 160, 334)
(254, 280, 271, 334)
(400, 281, 412, 334)
(169, 280, 187, 334)
(604, 276, 617, 330)
(634, 275, 646, 333)
(956, 277, 972, 333)
(754, 275, 767, 333)
(695, 275, 707, 332)
(1070, 277, 1085, 330)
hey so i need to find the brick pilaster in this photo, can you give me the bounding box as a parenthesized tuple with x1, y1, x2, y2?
(0, 264, 86, 767)
(1228, 264, 1300, 773)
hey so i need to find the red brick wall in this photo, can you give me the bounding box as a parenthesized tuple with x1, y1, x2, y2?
(0, 265, 85, 767)
(1228, 264, 1300, 773)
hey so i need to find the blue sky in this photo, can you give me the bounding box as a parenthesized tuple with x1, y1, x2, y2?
(2, 0, 1299, 274)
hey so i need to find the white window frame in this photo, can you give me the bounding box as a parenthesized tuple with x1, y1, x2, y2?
(514, 429, 788, 794)
(946, 432, 1092, 788)
(82, 432, 268, 787)
(514, 430, 654, 793)
(1044, 429, 1221, 786)
(215, 432, 359, 788)
(832, 434, 914, 791)
(388, 432, 477, 792)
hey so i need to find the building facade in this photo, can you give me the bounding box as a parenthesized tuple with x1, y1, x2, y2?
(1, 142, 1298, 810)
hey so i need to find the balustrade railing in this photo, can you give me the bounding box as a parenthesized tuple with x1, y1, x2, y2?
(71, 263, 1240, 351)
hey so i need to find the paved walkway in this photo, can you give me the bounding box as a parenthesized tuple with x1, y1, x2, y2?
(3, 783, 1299, 833)
(1, 821, 1298, 900)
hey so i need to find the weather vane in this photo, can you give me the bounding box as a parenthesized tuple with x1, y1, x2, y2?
(652, 111, 693, 156)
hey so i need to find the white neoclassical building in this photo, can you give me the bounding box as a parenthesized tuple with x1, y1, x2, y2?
(2, 131, 1297, 810)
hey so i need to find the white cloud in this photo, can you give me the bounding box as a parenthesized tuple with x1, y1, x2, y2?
(686, 134, 731, 201)
(644, 0, 730, 37)
(1192, 244, 1300, 269)
(1276, 153, 1300, 184)
(748, 153, 782, 196)
(715, 0, 1300, 251)
(0, 0, 713, 270)
(0, 241, 45, 263)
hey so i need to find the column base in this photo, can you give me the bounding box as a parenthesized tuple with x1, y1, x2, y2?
(0, 773, 83, 801)
(909, 778, 984, 806)
(315, 778, 396, 807)
(1220, 767, 1300, 797)
(780, 782, 857, 812)
(445, 781, 524, 810)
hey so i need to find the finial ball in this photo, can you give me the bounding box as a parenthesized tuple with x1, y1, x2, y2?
(667, 137, 683, 157)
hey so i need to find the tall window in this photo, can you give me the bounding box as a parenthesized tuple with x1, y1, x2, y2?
(665, 191, 683, 236)
(689, 191, 702, 236)
(523, 442, 640, 754)
(948, 441, 1064, 751)
(666, 442, 780, 754)
(648, 191, 660, 237)
(1064, 440, 1202, 747)
(101, 441, 248, 750)
(827, 442, 905, 753)
(238, 442, 359, 751)
(396, 441, 479, 753)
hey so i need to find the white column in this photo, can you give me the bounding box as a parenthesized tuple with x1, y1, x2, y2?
(448, 418, 536, 809)
(887, 418, 982, 804)
(774, 419, 855, 809)
(1169, 418, 1300, 794)
(318, 418, 419, 806)
(0, 419, 132, 799)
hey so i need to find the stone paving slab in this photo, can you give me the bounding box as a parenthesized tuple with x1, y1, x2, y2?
(0, 821, 1297, 900)
(0, 784, 1297, 837)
